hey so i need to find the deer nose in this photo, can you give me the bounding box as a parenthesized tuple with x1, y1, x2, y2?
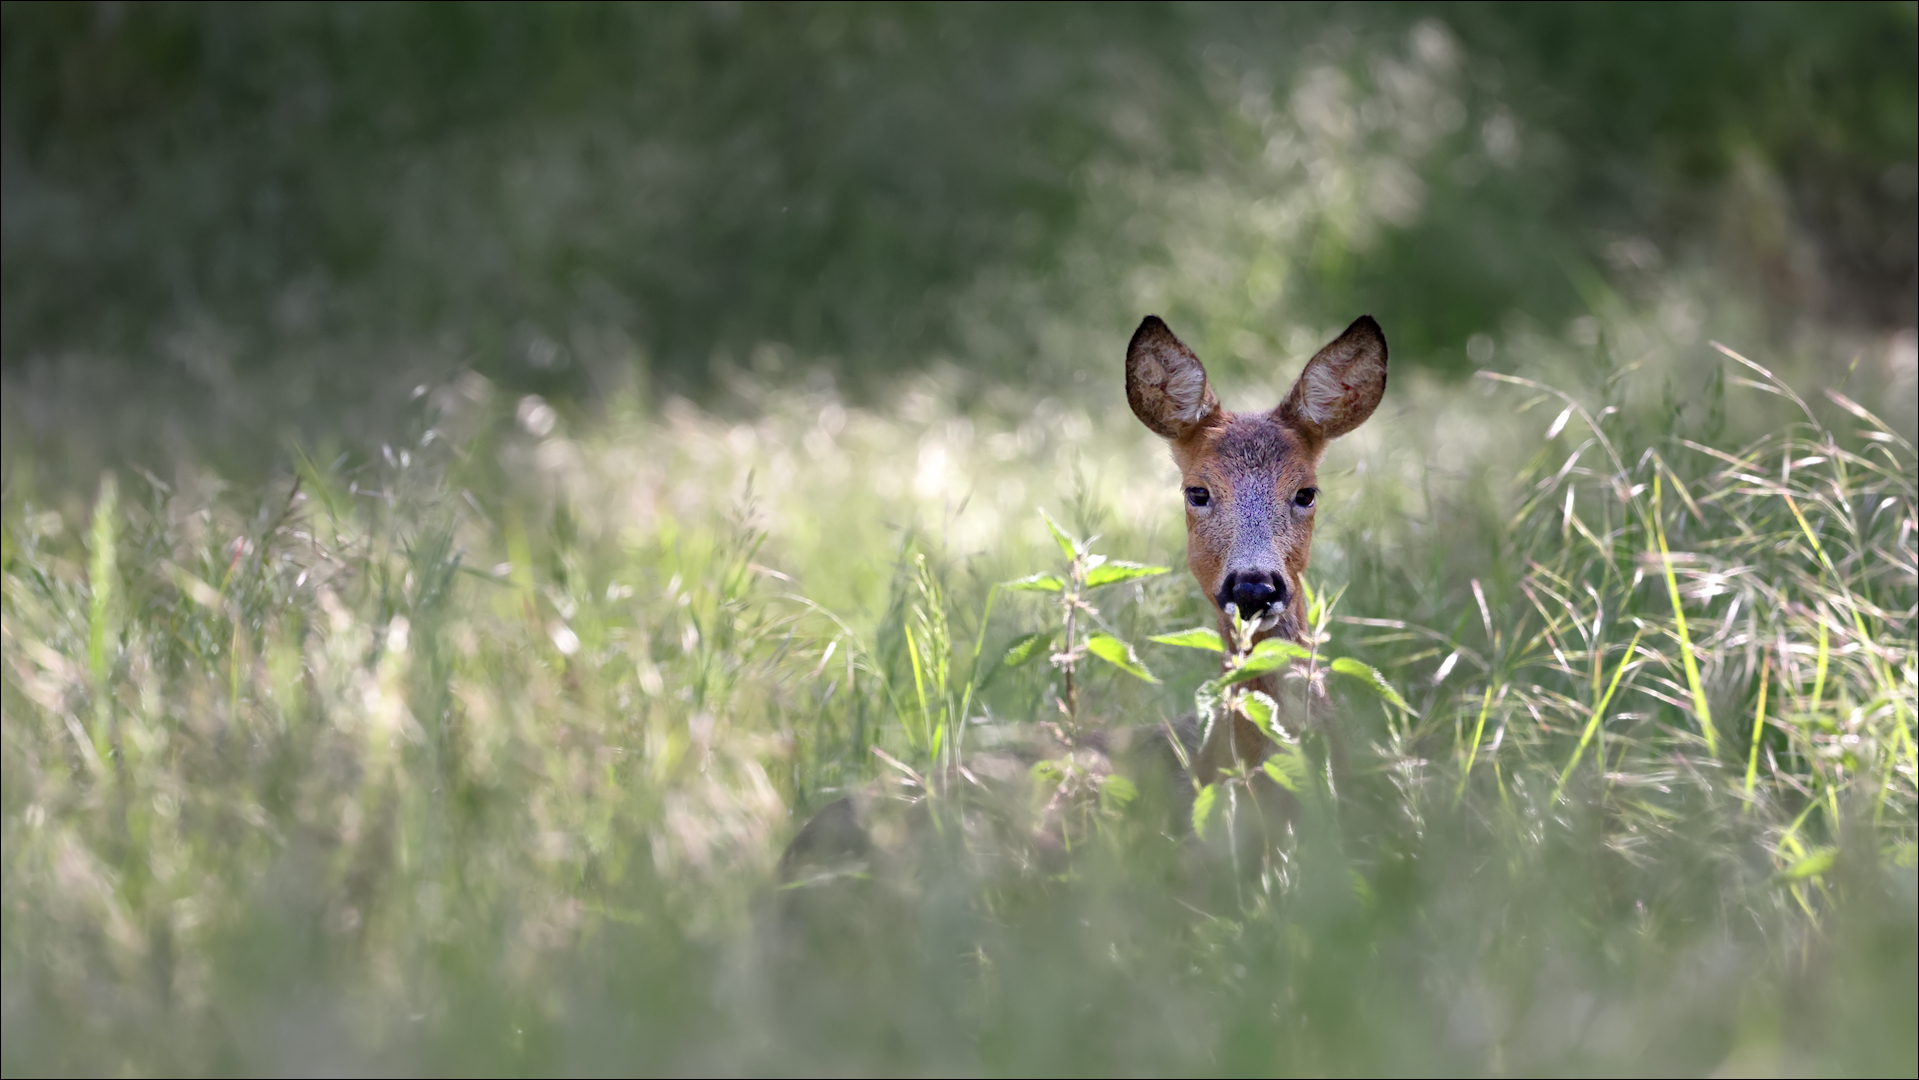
(1218, 570, 1287, 617)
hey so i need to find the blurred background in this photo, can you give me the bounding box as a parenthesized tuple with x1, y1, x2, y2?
(3, 5, 1916, 1075)
(4, 1, 1915, 470)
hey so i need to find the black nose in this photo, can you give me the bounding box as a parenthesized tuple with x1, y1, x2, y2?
(1218, 570, 1288, 617)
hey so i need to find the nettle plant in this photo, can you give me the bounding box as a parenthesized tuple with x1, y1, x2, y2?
(993, 512, 1167, 821)
(997, 510, 1410, 839)
(1150, 590, 1411, 838)
(1000, 511, 1168, 726)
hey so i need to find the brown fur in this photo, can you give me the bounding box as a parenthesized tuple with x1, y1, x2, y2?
(1125, 316, 1221, 440)
(1128, 315, 1388, 775)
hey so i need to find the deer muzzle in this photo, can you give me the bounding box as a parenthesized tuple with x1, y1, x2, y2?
(1218, 568, 1289, 618)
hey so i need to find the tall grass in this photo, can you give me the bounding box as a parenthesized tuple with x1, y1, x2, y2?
(3, 286, 1912, 1072)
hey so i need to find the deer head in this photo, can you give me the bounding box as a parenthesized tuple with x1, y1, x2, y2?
(1127, 315, 1387, 649)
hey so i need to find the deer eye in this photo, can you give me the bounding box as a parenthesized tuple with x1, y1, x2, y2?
(1293, 487, 1317, 509)
(1185, 486, 1211, 508)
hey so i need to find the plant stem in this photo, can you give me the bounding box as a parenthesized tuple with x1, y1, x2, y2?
(1060, 577, 1079, 730)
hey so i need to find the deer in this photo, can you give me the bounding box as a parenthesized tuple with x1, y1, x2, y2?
(776, 314, 1387, 895)
(1126, 314, 1388, 785)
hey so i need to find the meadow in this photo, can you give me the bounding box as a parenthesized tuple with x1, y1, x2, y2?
(3, 4, 1915, 1074)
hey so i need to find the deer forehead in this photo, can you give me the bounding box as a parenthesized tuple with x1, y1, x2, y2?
(1173, 413, 1318, 487)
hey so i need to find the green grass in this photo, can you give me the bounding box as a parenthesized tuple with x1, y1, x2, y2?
(3, 293, 1913, 1073)
(2, 6, 1913, 1071)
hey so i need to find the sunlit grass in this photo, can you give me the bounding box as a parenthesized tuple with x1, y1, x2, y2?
(2, 5, 1912, 1073)
(3, 299, 1914, 1073)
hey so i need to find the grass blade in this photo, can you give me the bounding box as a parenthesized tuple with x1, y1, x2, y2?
(1553, 628, 1644, 805)
(1455, 682, 1497, 805)
(1743, 655, 1770, 813)
(1652, 476, 1717, 756)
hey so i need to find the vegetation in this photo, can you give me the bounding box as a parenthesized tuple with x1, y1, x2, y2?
(4, 3, 1914, 462)
(6, 304, 1912, 1072)
(3, 3, 1914, 1075)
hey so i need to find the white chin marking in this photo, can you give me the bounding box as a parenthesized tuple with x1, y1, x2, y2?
(1220, 606, 1289, 637)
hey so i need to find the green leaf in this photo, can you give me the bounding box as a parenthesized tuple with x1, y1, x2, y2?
(1252, 638, 1313, 662)
(1149, 627, 1225, 652)
(1004, 573, 1065, 592)
(1350, 869, 1374, 907)
(1194, 683, 1224, 726)
(1085, 561, 1171, 588)
(1191, 783, 1220, 840)
(1100, 773, 1138, 811)
(1262, 731, 1314, 795)
(1262, 753, 1307, 793)
(1040, 509, 1081, 561)
(1000, 630, 1057, 669)
(1214, 640, 1312, 686)
(1330, 656, 1413, 713)
(1212, 667, 1267, 690)
(1239, 690, 1279, 736)
(1781, 847, 1836, 881)
(1086, 632, 1159, 683)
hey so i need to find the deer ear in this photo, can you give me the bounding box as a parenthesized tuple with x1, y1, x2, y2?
(1276, 315, 1388, 441)
(1126, 316, 1220, 440)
